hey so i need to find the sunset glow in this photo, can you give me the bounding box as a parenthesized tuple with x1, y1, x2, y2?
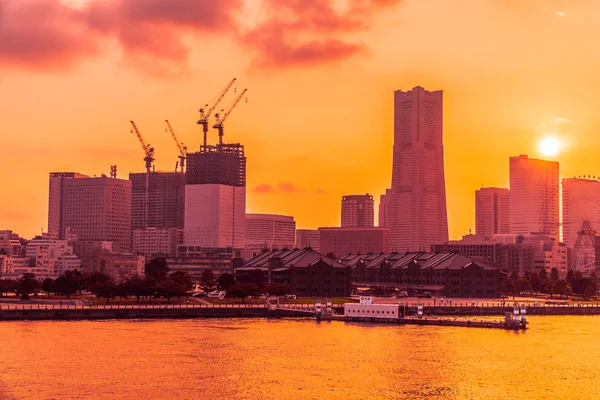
(539, 137, 561, 157)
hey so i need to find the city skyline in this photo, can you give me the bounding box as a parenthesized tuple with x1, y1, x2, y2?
(4, 0, 600, 240)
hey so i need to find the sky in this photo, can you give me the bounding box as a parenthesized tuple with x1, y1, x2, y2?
(3, 0, 600, 239)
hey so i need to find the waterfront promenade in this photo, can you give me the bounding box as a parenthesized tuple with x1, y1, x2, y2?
(0, 299, 600, 320)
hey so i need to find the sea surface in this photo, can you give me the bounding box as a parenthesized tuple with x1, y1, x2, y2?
(0, 316, 598, 399)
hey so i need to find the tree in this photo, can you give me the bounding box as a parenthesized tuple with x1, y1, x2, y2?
(156, 278, 187, 303)
(90, 281, 118, 304)
(41, 278, 55, 297)
(217, 273, 235, 291)
(227, 283, 260, 303)
(566, 270, 574, 285)
(515, 277, 532, 294)
(554, 279, 572, 298)
(145, 258, 169, 281)
(53, 274, 78, 299)
(200, 270, 215, 292)
(551, 268, 559, 282)
(544, 281, 555, 297)
(510, 271, 519, 281)
(0, 279, 17, 297)
(583, 285, 596, 300)
(263, 282, 291, 296)
(539, 269, 548, 283)
(121, 275, 149, 303)
(530, 274, 542, 293)
(501, 277, 516, 294)
(17, 273, 40, 300)
(170, 270, 194, 297)
(238, 269, 265, 290)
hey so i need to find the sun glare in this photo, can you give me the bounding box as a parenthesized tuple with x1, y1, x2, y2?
(539, 137, 561, 157)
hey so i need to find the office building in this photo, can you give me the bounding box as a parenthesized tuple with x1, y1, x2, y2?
(509, 155, 559, 235)
(475, 187, 510, 239)
(562, 177, 600, 249)
(132, 228, 182, 260)
(184, 184, 246, 249)
(382, 86, 448, 251)
(129, 171, 185, 230)
(48, 172, 89, 237)
(49, 174, 132, 252)
(319, 227, 390, 257)
(341, 194, 374, 228)
(296, 229, 321, 253)
(245, 214, 296, 257)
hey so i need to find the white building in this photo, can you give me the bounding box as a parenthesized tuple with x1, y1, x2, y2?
(24, 234, 82, 278)
(184, 184, 246, 249)
(245, 214, 296, 258)
(133, 228, 182, 260)
(509, 155, 559, 236)
(475, 187, 510, 239)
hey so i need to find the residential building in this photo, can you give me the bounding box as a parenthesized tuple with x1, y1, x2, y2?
(132, 228, 182, 260)
(382, 86, 448, 251)
(341, 194, 374, 228)
(295, 229, 321, 253)
(509, 155, 559, 236)
(339, 252, 503, 298)
(562, 177, 600, 249)
(49, 173, 132, 252)
(236, 249, 351, 297)
(475, 187, 510, 239)
(129, 171, 185, 230)
(184, 184, 246, 249)
(25, 234, 82, 278)
(245, 214, 296, 257)
(319, 227, 390, 257)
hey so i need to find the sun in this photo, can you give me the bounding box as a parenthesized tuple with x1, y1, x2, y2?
(539, 137, 561, 157)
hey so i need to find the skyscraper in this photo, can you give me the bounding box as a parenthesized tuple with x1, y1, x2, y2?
(562, 177, 600, 248)
(475, 187, 510, 239)
(509, 155, 559, 235)
(49, 174, 132, 252)
(341, 194, 374, 228)
(382, 86, 448, 251)
(129, 171, 185, 230)
(48, 172, 90, 237)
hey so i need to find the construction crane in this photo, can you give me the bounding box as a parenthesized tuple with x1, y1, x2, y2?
(130, 120, 154, 229)
(213, 88, 247, 146)
(165, 120, 187, 173)
(197, 78, 236, 147)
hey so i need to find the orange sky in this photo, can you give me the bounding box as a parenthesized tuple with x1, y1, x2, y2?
(3, 0, 600, 239)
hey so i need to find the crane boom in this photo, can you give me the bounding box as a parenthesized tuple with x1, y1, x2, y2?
(130, 120, 148, 152)
(213, 88, 247, 146)
(165, 120, 187, 173)
(197, 78, 236, 147)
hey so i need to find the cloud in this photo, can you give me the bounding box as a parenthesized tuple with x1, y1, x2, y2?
(252, 183, 276, 193)
(315, 188, 327, 194)
(277, 182, 298, 193)
(242, 0, 403, 68)
(0, 0, 242, 73)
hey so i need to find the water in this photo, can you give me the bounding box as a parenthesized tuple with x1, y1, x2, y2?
(0, 316, 598, 399)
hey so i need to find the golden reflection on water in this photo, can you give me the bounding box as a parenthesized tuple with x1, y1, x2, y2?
(0, 317, 598, 399)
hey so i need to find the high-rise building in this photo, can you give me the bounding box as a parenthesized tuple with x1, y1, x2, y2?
(509, 155, 559, 235)
(475, 187, 510, 239)
(48, 172, 89, 237)
(562, 177, 600, 248)
(186, 144, 246, 187)
(184, 184, 246, 249)
(132, 227, 183, 260)
(129, 171, 185, 230)
(245, 214, 296, 256)
(383, 86, 448, 251)
(319, 227, 390, 257)
(296, 229, 321, 253)
(378, 189, 391, 227)
(50, 174, 132, 252)
(341, 194, 374, 228)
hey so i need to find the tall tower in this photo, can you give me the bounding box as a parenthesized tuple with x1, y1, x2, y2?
(48, 172, 90, 238)
(341, 194, 374, 228)
(562, 177, 600, 249)
(385, 86, 448, 251)
(475, 187, 510, 239)
(509, 155, 559, 235)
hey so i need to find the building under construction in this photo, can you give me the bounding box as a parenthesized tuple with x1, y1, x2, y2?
(186, 143, 246, 187)
(129, 171, 185, 230)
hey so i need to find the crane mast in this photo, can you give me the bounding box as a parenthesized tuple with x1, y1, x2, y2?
(130, 120, 154, 229)
(165, 120, 187, 173)
(197, 78, 236, 147)
(213, 88, 247, 146)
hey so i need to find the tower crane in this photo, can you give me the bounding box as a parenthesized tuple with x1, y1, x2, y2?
(165, 120, 187, 173)
(213, 88, 247, 146)
(130, 120, 154, 229)
(197, 78, 236, 147)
